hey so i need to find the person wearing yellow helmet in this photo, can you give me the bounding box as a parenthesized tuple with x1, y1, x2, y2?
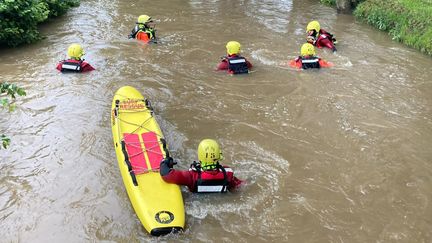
(217, 41, 253, 74)
(128, 14, 156, 43)
(289, 43, 333, 69)
(306, 20, 337, 52)
(56, 44, 95, 73)
(160, 139, 243, 193)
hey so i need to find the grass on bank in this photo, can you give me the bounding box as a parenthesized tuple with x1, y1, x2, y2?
(354, 0, 432, 55)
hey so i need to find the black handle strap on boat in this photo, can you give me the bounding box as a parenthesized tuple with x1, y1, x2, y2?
(145, 98, 153, 111)
(121, 140, 138, 186)
(114, 99, 120, 117)
(160, 138, 170, 158)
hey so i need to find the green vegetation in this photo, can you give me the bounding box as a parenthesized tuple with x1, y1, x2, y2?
(320, 0, 365, 7)
(1, 82, 26, 149)
(1, 134, 10, 149)
(354, 0, 432, 55)
(0, 0, 79, 47)
(320, 0, 337, 6)
(320, 0, 432, 55)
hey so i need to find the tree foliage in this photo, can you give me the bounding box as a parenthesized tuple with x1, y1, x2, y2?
(1, 82, 26, 149)
(0, 0, 79, 47)
(44, 0, 80, 18)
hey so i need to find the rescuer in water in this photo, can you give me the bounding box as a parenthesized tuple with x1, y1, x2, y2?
(128, 14, 156, 43)
(160, 139, 243, 193)
(306, 20, 337, 52)
(56, 44, 95, 73)
(289, 43, 333, 69)
(217, 41, 253, 74)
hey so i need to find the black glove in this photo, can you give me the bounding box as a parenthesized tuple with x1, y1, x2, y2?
(160, 157, 175, 176)
(162, 157, 176, 168)
(190, 161, 201, 170)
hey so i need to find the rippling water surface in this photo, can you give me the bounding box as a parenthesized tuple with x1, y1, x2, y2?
(1, 0, 432, 242)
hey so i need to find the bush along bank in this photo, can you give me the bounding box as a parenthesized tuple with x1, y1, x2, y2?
(320, 0, 337, 5)
(320, 0, 365, 10)
(354, 0, 432, 55)
(0, 0, 80, 47)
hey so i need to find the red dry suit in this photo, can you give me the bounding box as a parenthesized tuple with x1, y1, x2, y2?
(310, 29, 337, 52)
(160, 160, 243, 193)
(56, 59, 95, 73)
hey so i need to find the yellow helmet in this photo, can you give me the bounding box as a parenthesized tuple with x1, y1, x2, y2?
(306, 20, 321, 33)
(300, 43, 316, 56)
(137, 15, 152, 24)
(226, 41, 241, 55)
(198, 139, 223, 168)
(67, 44, 84, 60)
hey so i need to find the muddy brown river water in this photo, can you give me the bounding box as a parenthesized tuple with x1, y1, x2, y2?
(1, 0, 432, 242)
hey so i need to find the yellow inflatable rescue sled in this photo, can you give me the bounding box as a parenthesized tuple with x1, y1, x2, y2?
(111, 86, 184, 236)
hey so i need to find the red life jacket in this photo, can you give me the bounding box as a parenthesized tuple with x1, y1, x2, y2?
(190, 163, 233, 193)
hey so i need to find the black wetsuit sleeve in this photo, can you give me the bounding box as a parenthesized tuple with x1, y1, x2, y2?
(128, 26, 138, 39)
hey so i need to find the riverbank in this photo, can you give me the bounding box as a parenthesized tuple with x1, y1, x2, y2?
(321, 0, 432, 56)
(0, 0, 79, 47)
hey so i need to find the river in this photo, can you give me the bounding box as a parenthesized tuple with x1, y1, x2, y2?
(1, 0, 432, 242)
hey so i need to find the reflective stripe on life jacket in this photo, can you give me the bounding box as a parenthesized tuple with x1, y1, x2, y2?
(197, 185, 225, 192)
(195, 165, 231, 193)
(228, 56, 249, 74)
(61, 60, 82, 72)
(301, 57, 320, 69)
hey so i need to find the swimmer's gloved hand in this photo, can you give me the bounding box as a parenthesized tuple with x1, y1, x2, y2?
(162, 157, 177, 168)
(160, 157, 177, 176)
(189, 161, 201, 171)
